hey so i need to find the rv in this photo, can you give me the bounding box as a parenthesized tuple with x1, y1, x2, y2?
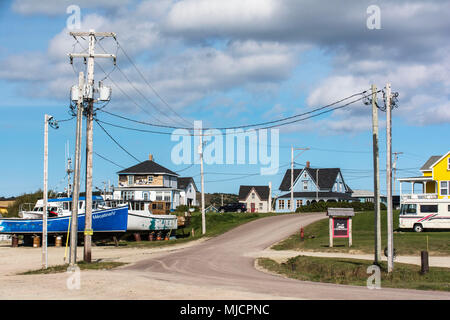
(399, 198, 450, 232)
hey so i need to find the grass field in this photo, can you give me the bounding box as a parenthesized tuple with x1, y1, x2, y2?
(19, 261, 127, 275)
(272, 211, 450, 256)
(104, 211, 286, 248)
(258, 256, 450, 291)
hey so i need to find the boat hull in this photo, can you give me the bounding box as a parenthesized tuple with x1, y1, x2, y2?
(0, 206, 128, 234)
(127, 212, 178, 231)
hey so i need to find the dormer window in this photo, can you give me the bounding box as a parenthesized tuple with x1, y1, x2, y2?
(148, 176, 153, 183)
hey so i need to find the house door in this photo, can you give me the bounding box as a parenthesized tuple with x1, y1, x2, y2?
(251, 203, 255, 212)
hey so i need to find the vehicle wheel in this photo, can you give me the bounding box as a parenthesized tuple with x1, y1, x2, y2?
(413, 224, 423, 233)
(237, 209, 241, 213)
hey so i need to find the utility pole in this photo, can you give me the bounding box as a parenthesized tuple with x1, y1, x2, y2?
(291, 146, 294, 212)
(69, 72, 84, 267)
(393, 152, 403, 197)
(42, 114, 51, 269)
(371, 84, 381, 264)
(69, 30, 116, 263)
(316, 169, 319, 202)
(386, 83, 394, 273)
(199, 132, 206, 234)
(290, 148, 309, 212)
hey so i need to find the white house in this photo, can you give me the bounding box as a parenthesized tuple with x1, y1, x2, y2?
(178, 177, 198, 207)
(238, 184, 272, 213)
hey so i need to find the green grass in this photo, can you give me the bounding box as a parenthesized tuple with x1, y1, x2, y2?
(19, 261, 127, 275)
(103, 211, 288, 248)
(272, 210, 450, 256)
(258, 256, 450, 291)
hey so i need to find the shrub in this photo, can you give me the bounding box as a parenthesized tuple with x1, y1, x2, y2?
(295, 201, 386, 213)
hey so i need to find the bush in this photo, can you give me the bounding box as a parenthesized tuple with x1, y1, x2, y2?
(175, 205, 199, 213)
(295, 201, 386, 213)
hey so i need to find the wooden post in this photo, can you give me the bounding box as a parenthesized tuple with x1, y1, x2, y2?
(349, 217, 352, 247)
(329, 218, 333, 247)
(386, 83, 394, 273)
(371, 84, 381, 263)
(421, 251, 429, 274)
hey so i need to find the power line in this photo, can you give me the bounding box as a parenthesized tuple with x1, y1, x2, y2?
(94, 119, 141, 163)
(94, 151, 125, 169)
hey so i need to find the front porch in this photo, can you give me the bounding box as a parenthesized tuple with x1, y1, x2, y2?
(397, 176, 437, 201)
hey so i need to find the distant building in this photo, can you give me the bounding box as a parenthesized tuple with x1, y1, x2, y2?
(238, 184, 272, 212)
(205, 205, 219, 213)
(351, 189, 387, 205)
(178, 177, 198, 207)
(275, 162, 352, 212)
(113, 154, 195, 210)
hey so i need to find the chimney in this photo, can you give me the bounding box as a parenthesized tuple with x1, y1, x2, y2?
(149, 154, 154, 161)
(306, 161, 310, 168)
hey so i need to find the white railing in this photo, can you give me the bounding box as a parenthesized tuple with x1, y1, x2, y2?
(401, 193, 438, 200)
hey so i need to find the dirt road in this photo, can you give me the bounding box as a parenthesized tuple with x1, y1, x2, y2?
(1, 213, 449, 299)
(124, 213, 450, 299)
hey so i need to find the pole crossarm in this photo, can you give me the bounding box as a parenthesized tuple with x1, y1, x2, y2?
(70, 31, 116, 38)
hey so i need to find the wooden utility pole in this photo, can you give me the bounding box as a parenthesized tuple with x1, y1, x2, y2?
(42, 114, 51, 269)
(291, 146, 294, 211)
(199, 132, 206, 234)
(386, 83, 394, 273)
(393, 152, 403, 197)
(371, 84, 381, 264)
(69, 72, 84, 267)
(69, 30, 116, 263)
(290, 147, 309, 212)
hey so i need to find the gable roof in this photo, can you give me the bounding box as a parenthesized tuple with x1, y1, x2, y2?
(279, 167, 350, 192)
(178, 177, 198, 191)
(420, 155, 442, 171)
(239, 185, 270, 201)
(117, 160, 178, 176)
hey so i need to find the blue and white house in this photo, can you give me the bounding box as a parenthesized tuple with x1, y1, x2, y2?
(275, 162, 353, 212)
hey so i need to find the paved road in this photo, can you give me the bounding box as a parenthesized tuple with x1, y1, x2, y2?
(124, 213, 450, 300)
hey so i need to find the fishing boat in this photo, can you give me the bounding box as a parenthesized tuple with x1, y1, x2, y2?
(0, 196, 128, 235)
(105, 200, 178, 232)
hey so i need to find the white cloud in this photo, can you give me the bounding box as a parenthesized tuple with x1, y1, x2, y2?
(12, 0, 132, 15)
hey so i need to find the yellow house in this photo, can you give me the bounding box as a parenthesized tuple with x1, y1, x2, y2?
(398, 151, 450, 200)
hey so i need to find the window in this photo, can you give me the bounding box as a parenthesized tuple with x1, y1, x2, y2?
(122, 191, 134, 201)
(440, 181, 448, 196)
(259, 203, 263, 210)
(448, 158, 450, 170)
(279, 200, 285, 209)
(252, 193, 255, 199)
(448, 205, 450, 212)
(163, 193, 171, 201)
(420, 205, 438, 213)
(143, 192, 149, 201)
(287, 200, 291, 209)
(148, 176, 153, 183)
(400, 204, 417, 215)
(303, 181, 308, 190)
(156, 192, 162, 201)
(128, 175, 134, 185)
(296, 199, 303, 208)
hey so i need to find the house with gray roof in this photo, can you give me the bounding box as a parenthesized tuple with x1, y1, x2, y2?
(238, 184, 272, 212)
(113, 154, 188, 209)
(275, 162, 352, 212)
(178, 177, 198, 207)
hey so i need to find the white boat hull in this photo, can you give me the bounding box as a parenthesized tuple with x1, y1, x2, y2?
(127, 212, 178, 231)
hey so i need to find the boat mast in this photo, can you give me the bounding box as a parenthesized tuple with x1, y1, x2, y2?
(66, 141, 73, 198)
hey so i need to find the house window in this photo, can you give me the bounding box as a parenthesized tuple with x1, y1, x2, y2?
(296, 199, 302, 208)
(448, 158, 450, 170)
(156, 192, 163, 201)
(148, 176, 153, 183)
(279, 200, 285, 209)
(259, 203, 263, 210)
(440, 181, 448, 196)
(163, 193, 171, 201)
(287, 200, 291, 209)
(122, 191, 134, 201)
(128, 175, 134, 185)
(143, 192, 149, 201)
(303, 181, 308, 190)
(252, 193, 255, 199)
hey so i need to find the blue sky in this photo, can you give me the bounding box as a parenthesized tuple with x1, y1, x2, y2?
(0, 0, 449, 198)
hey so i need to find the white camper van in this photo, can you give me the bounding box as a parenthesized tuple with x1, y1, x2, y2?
(399, 198, 450, 232)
